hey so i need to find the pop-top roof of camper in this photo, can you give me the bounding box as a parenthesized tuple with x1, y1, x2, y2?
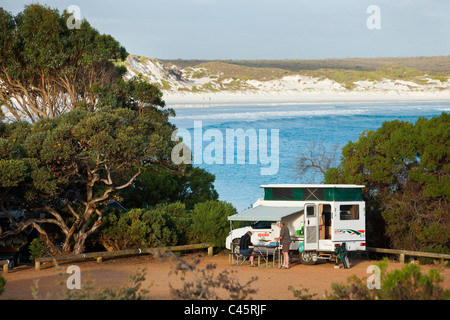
(261, 184, 365, 202)
(260, 184, 364, 188)
(228, 184, 365, 222)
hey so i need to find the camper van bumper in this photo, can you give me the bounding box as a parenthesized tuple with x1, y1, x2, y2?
(333, 241, 366, 251)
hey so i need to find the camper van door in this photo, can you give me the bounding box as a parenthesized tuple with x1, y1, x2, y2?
(304, 204, 318, 250)
(333, 203, 366, 244)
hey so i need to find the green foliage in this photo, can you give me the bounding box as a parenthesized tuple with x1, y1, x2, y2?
(380, 263, 449, 300)
(325, 261, 449, 300)
(168, 56, 450, 73)
(325, 275, 378, 300)
(95, 76, 167, 112)
(120, 166, 218, 211)
(288, 285, 317, 300)
(166, 58, 449, 92)
(326, 113, 449, 251)
(190, 200, 237, 247)
(98, 199, 236, 251)
(182, 167, 219, 210)
(411, 114, 450, 198)
(193, 61, 292, 82)
(28, 238, 48, 261)
(0, 274, 5, 296)
(0, 4, 222, 256)
(0, 105, 181, 254)
(0, 159, 29, 187)
(98, 203, 189, 251)
(17, 107, 152, 198)
(0, 4, 128, 121)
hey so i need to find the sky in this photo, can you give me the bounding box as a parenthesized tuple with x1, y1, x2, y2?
(2, 0, 450, 60)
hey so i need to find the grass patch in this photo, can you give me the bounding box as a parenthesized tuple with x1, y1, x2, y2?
(163, 55, 450, 73)
(193, 61, 293, 82)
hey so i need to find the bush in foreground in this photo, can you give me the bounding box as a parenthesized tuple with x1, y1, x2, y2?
(324, 260, 449, 300)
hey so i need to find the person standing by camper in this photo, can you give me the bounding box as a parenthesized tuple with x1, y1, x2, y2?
(239, 231, 256, 267)
(278, 221, 291, 269)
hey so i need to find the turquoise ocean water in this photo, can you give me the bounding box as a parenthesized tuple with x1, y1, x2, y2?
(169, 101, 449, 212)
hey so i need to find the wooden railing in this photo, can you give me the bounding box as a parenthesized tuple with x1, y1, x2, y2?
(366, 247, 450, 263)
(2, 245, 447, 273)
(34, 243, 214, 271)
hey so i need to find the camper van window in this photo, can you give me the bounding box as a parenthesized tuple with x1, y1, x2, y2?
(339, 205, 359, 220)
(251, 221, 274, 229)
(271, 188, 294, 200)
(306, 206, 315, 216)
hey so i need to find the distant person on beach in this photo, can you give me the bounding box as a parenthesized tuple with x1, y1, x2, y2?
(239, 231, 256, 267)
(277, 221, 291, 269)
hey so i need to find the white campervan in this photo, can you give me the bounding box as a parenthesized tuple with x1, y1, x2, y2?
(225, 184, 366, 265)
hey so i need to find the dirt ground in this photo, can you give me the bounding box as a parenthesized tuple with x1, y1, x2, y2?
(1, 252, 449, 300)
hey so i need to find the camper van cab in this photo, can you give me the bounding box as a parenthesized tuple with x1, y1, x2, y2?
(226, 184, 366, 265)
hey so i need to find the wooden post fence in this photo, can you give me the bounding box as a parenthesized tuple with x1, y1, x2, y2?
(35, 243, 214, 271)
(0, 260, 9, 273)
(367, 247, 450, 263)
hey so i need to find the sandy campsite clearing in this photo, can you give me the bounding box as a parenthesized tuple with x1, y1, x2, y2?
(2, 252, 449, 300)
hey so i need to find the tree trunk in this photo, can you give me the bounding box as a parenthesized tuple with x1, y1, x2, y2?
(73, 233, 88, 254)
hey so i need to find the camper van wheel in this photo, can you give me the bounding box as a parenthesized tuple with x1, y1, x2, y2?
(299, 251, 316, 265)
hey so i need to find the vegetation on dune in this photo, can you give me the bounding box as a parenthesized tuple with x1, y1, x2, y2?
(164, 59, 449, 92)
(298, 63, 448, 89)
(163, 55, 450, 73)
(191, 61, 293, 81)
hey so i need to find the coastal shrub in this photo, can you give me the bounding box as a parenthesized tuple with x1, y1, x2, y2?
(190, 200, 237, 247)
(28, 238, 48, 261)
(326, 113, 449, 251)
(144, 202, 191, 246)
(0, 275, 5, 296)
(380, 263, 449, 300)
(324, 261, 449, 300)
(288, 285, 317, 300)
(119, 166, 218, 211)
(98, 204, 186, 251)
(98, 199, 235, 251)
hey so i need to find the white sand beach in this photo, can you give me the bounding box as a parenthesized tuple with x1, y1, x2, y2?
(122, 55, 450, 108)
(163, 87, 450, 108)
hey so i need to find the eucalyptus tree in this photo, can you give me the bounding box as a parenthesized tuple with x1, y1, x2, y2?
(0, 106, 182, 254)
(0, 4, 127, 122)
(325, 113, 449, 251)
